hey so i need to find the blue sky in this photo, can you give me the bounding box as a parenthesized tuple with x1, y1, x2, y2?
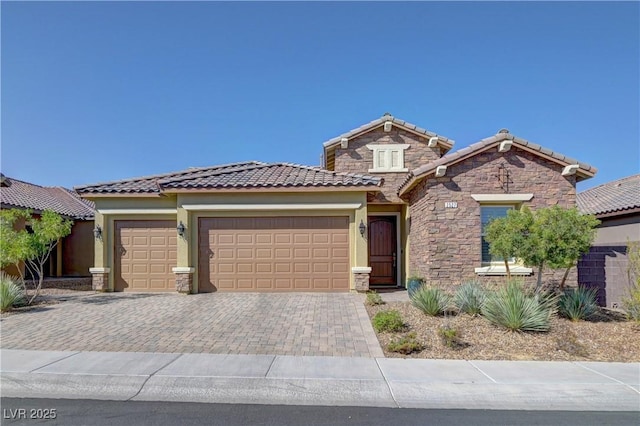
(2, 1, 638, 191)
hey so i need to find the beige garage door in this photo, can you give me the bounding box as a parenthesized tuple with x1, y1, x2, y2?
(114, 220, 177, 292)
(198, 216, 350, 292)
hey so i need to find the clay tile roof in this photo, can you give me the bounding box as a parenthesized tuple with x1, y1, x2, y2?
(159, 162, 382, 189)
(75, 162, 381, 194)
(0, 175, 95, 219)
(398, 131, 597, 196)
(322, 113, 454, 149)
(74, 161, 267, 194)
(577, 174, 640, 217)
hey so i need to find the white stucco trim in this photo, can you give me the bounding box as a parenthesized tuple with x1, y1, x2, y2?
(172, 267, 195, 274)
(474, 265, 533, 276)
(182, 203, 362, 211)
(97, 209, 178, 215)
(471, 194, 533, 202)
(89, 267, 111, 274)
(351, 267, 372, 273)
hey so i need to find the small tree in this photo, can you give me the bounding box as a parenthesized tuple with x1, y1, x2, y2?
(531, 206, 599, 290)
(0, 209, 32, 284)
(484, 205, 599, 290)
(485, 207, 534, 279)
(0, 209, 73, 304)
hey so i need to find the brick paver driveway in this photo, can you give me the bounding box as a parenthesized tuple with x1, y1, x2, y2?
(0, 292, 383, 357)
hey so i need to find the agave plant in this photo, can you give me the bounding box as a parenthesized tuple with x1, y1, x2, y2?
(454, 281, 487, 315)
(0, 272, 25, 313)
(558, 287, 599, 321)
(481, 280, 557, 332)
(411, 285, 451, 316)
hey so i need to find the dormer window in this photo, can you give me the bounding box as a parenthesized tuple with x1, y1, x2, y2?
(366, 144, 410, 173)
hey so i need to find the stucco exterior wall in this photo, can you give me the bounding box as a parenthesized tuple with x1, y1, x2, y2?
(407, 146, 577, 288)
(333, 127, 443, 203)
(62, 220, 94, 276)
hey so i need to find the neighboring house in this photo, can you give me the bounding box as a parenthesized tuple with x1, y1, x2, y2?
(75, 114, 596, 293)
(0, 174, 95, 278)
(577, 174, 640, 308)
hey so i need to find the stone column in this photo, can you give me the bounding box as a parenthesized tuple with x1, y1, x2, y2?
(172, 267, 194, 293)
(89, 267, 110, 292)
(352, 267, 372, 292)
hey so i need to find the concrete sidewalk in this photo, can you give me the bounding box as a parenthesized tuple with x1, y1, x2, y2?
(1, 349, 638, 411)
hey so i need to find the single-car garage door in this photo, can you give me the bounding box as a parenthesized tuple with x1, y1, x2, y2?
(114, 220, 177, 292)
(198, 216, 350, 292)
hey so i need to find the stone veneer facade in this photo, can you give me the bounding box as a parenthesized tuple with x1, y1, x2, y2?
(333, 127, 445, 203)
(405, 146, 578, 287)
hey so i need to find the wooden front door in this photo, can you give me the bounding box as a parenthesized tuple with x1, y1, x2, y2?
(368, 216, 397, 286)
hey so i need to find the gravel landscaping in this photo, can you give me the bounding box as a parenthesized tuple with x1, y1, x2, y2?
(366, 301, 640, 362)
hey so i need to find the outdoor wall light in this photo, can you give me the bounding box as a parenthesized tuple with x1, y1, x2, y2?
(177, 221, 186, 238)
(93, 225, 102, 240)
(359, 220, 367, 237)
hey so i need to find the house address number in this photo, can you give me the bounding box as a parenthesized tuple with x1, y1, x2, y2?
(444, 202, 458, 208)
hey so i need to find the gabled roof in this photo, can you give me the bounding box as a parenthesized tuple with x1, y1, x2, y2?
(577, 174, 640, 218)
(323, 113, 454, 151)
(398, 130, 597, 196)
(76, 162, 382, 195)
(0, 175, 95, 219)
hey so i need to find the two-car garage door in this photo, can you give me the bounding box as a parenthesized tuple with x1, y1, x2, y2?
(198, 216, 350, 292)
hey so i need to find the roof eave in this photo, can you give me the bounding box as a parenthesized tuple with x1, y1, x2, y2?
(160, 186, 382, 194)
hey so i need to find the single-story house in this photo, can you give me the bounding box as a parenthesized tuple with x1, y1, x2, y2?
(0, 174, 95, 278)
(577, 174, 640, 308)
(75, 114, 596, 293)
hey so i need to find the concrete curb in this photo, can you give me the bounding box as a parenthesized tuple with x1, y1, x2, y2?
(1, 350, 639, 411)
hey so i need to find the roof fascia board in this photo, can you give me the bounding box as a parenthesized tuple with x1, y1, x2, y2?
(162, 186, 381, 194)
(182, 203, 362, 211)
(97, 209, 178, 215)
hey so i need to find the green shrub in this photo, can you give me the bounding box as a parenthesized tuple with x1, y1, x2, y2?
(438, 324, 460, 348)
(365, 291, 385, 306)
(387, 332, 424, 354)
(0, 273, 25, 313)
(372, 310, 404, 333)
(454, 281, 487, 315)
(411, 286, 451, 316)
(622, 284, 640, 322)
(558, 287, 598, 321)
(481, 280, 557, 332)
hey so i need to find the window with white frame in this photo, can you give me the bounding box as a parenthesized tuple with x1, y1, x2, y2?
(366, 144, 410, 172)
(480, 205, 515, 264)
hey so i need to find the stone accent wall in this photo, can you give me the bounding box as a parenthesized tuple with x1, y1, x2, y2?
(406, 146, 577, 288)
(91, 273, 109, 292)
(353, 271, 370, 292)
(578, 245, 629, 308)
(175, 272, 193, 293)
(334, 127, 444, 203)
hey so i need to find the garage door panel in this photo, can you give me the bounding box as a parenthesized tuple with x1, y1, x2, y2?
(198, 216, 349, 292)
(115, 220, 176, 292)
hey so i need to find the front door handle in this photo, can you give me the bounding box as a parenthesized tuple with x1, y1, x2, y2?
(392, 252, 396, 268)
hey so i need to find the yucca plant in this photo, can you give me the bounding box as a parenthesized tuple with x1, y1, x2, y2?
(411, 285, 451, 316)
(0, 273, 25, 313)
(454, 281, 487, 315)
(558, 287, 599, 321)
(481, 280, 557, 332)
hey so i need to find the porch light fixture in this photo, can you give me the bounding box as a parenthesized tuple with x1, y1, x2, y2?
(93, 225, 102, 240)
(177, 221, 186, 238)
(359, 220, 366, 237)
